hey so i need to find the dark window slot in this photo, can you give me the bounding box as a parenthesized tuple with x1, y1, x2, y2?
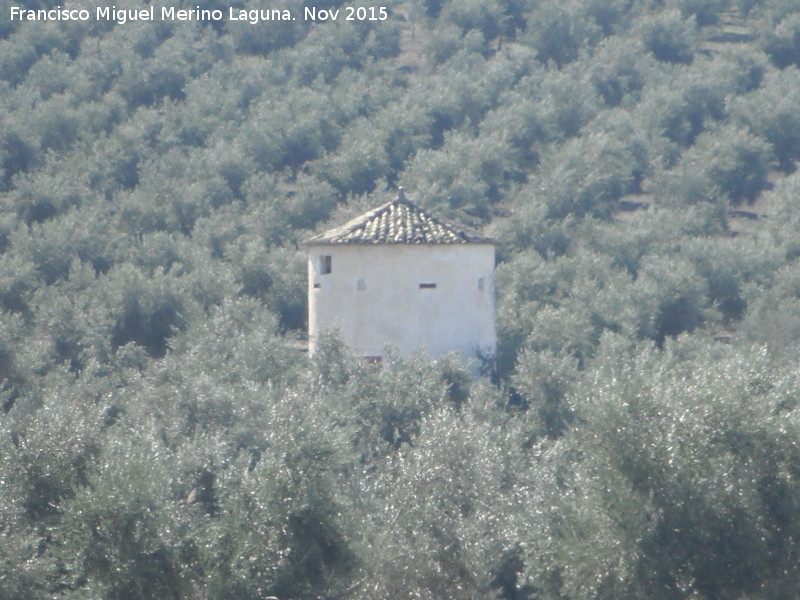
(320, 255, 332, 274)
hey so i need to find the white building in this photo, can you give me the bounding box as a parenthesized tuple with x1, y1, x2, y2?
(305, 189, 496, 371)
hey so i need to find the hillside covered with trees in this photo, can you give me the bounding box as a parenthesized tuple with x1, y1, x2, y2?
(3, 0, 800, 598)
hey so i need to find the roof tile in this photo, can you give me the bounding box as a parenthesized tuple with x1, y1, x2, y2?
(304, 189, 495, 245)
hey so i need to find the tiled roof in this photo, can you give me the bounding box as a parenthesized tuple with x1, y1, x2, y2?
(304, 189, 496, 245)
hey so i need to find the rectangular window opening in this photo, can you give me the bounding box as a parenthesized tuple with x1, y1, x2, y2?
(313, 283, 321, 289)
(320, 255, 332, 274)
(419, 282, 437, 289)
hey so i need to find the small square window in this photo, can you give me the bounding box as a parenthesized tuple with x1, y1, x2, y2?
(419, 282, 437, 289)
(320, 255, 332, 274)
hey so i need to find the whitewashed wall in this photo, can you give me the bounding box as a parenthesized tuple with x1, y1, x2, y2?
(308, 244, 496, 369)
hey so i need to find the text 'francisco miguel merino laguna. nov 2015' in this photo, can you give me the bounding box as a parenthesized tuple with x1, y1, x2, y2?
(9, 5, 390, 24)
